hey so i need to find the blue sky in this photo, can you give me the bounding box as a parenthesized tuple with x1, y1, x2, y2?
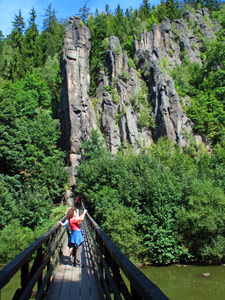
(0, 0, 161, 37)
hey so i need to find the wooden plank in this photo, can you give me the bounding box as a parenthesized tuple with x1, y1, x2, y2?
(83, 239, 105, 300)
(46, 242, 68, 300)
(80, 243, 91, 300)
(46, 229, 106, 300)
(69, 265, 81, 300)
(59, 242, 83, 300)
(46, 264, 65, 300)
(58, 263, 73, 300)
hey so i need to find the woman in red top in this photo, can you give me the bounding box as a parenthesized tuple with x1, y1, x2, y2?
(67, 208, 87, 267)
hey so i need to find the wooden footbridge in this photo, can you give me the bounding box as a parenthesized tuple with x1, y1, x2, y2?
(0, 207, 169, 300)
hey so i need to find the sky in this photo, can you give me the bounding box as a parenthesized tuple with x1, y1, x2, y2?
(0, 0, 161, 37)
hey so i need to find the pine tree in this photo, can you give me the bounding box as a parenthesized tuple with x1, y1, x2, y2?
(165, 0, 181, 20)
(12, 9, 25, 34)
(42, 4, 57, 32)
(139, 0, 152, 20)
(10, 10, 25, 52)
(78, 2, 92, 23)
(0, 30, 4, 55)
(24, 8, 42, 69)
(6, 10, 26, 80)
(41, 4, 65, 62)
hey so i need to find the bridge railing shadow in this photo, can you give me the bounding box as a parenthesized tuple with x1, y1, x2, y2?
(82, 204, 169, 300)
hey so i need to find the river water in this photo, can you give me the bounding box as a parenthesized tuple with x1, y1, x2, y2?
(141, 264, 225, 300)
(2, 264, 225, 299)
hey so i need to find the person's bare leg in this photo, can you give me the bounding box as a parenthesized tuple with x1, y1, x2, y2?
(69, 247, 73, 261)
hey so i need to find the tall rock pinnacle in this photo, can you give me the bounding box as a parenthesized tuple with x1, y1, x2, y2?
(59, 16, 97, 187)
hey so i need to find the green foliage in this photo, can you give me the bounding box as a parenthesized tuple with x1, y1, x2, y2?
(139, 0, 151, 20)
(81, 129, 106, 161)
(139, 107, 154, 128)
(32, 55, 62, 118)
(0, 175, 18, 229)
(123, 36, 134, 57)
(87, 14, 110, 95)
(0, 220, 34, 265)
(78, 3, 91, 23)
(114, 43, 122, 54)
(112, 89, 120, 104)
(176, 179, 225, 262)
(91, 186, 143, 261)
(104, 85, 120, 104)
(187, 92, 225, 143)
(211, 3, 225, 28)
(128, 57, 135, 68)
(40, 4, 66, 63)
(189, 18, 195, 30)
(76, 133, 225, 264)
(120, 68, 130, 81)
(159, 57, 170, 73)
(168, 48, 174, 57)
(23, 8, 42, 70)
(0, 205, 65, 265)
(0, 4, 68, 258)
(172, 34, 225, 145)
(171, 23, 181, 42)
(50, 205, 68, 219)
(18, 190, 53, 229)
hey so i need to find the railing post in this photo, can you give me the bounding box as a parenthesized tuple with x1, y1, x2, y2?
(104, 245, 111, 294)
(12, 261, 29, 300)
(98, 234, 104, 286)
(21, 261, 29, 290)
(37, 246, 43, 292)
(84, 210, 169, 300)
(130, 284, 142, 300)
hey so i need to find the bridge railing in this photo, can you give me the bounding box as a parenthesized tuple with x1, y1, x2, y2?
(0, 218, 66, 300)
(82, 207, 169, 300)
(1, 205, 169, 300)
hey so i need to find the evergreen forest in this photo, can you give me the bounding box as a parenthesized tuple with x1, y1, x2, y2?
(0, 0, 225, 266)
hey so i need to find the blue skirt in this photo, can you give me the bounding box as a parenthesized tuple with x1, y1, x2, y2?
(68, 230, 84, 248)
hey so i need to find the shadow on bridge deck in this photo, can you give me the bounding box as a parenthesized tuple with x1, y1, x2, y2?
(46, 231, 104, 300)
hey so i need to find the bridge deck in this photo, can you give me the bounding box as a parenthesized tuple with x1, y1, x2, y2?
(46, 231, 104, 300)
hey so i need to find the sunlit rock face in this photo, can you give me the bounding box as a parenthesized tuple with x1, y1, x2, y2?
(132, 7, 219, 147)
(59, 9, 220, 188)
(59, 16, 97, 186)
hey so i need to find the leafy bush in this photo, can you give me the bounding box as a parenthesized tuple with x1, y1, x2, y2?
(176, 179, 225, 263)
(76, 134, 225, 264)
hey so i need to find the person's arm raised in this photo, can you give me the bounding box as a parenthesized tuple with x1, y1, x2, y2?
(76, 209, 87, 223)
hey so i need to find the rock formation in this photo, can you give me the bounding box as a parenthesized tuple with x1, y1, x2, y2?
(59, 9, 220, 190)
(59, 16, 98, 188)
(95, 36, 153, 153)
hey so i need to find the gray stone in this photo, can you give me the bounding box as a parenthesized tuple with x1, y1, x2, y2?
(59, 8, 220, 187)
(59, 16, 98, 187)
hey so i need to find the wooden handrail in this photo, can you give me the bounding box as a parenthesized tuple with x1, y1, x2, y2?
(1, 205, 169, 300)
(0, 216, 66, 299)
(82, 207, 169, 300)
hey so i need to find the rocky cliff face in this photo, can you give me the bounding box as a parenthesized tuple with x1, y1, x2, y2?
(59, 16, 98, 187)
(59, 9, 220, 189)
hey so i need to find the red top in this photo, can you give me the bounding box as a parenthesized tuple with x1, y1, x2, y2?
(69, 218, 81, 231)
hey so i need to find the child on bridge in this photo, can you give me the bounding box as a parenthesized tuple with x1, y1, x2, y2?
(67, 207, 87, 267)
(58, 215, 73, 261)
